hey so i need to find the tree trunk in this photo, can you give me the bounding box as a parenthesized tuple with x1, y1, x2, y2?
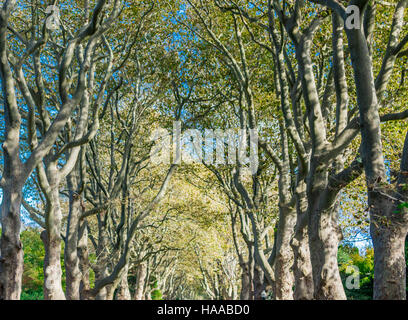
(291, 179, 314, 300)
(39, 161, 67, 300)
(291, 211, 314, 300)
(95, 267, 111, 300)
(134, 263, 147, 300)
(106, 283, 117, 300)
(253, 264, 265, 300)
(308, 215, 345, 300)
(78, 222, 90, 299)
(232, 283, 238, 300)
(239, 262, 252, 300)
(0, 186, 24, 300)
(64, 171, 83, 300)
(370, 194, 408, 300)
(94, 224, 110, 300)
(308, 191, 346, 299)
(307, 161, 346, 300)
(116, 265, 131, 300)
(249, 213, 275, 293)
(41, 229, 65, 299)
(0, 2, 24, 301)
(274, 206, 296, 300)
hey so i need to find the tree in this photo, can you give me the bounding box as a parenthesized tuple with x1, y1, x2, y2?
(309, 0, 408, 300)
(0, 0, 122, 300)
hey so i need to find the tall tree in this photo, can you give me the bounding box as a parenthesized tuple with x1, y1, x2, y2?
(0, 0, 122, 300)
(309, 0, 408, 299)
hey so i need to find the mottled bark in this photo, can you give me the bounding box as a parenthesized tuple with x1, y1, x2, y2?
(41, 223, 65, 300)
(273, 125, 296, 300)
(38, 162, 66, 300)
(95, 277, 111, 300)
(307, 164, 346, 300)
(291, 209, 314, 300)
(371, 215, 407, 300)
(231, 210, 253, 300)
(116, 265, 131, 300)
(274, 206, 296, 300)
(0, 0, 23, 299)
(78, 222, 90, 299)
(239, 262, 252, 300)
(250, 214, 275, 290)
(370, 133, 408, 300)
(95, 230, 111, 300)
(253, 264, 265, 300)
(308, 209, 345, 300)
(64, 170, 83, 300)
(0, 187, 24, 300)
(134, 263, 148, 300)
